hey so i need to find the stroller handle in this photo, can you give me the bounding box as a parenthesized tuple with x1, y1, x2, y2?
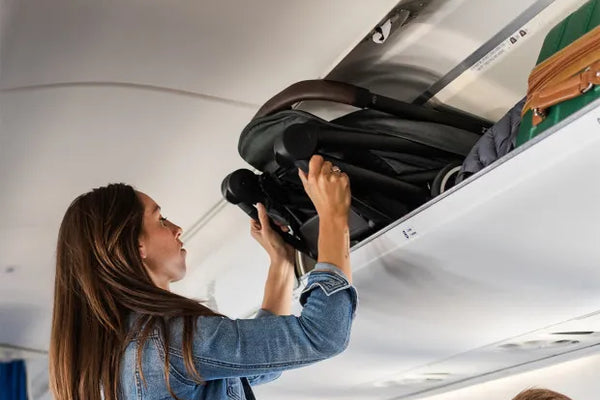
(254, 80, 366, 119)
(254, 79, 490, 133)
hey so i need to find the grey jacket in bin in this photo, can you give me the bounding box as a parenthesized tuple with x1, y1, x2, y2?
(457, 98, 526, 183)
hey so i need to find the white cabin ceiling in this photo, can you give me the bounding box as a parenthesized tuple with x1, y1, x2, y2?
(0, 0, 401, 104)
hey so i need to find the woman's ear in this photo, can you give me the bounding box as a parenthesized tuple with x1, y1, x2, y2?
(138, 241, 147, 259)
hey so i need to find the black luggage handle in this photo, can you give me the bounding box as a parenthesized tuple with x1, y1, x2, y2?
(254, 79, 490, 133)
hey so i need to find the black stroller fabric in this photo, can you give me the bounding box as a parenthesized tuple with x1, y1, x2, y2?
(234, 108, 482, 258)
(240, 109, 480, 172)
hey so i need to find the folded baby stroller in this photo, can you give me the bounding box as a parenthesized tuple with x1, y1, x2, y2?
(222, 80, 490, 262)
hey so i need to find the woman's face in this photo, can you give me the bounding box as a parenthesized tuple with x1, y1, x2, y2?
(136, 191, 186, 290)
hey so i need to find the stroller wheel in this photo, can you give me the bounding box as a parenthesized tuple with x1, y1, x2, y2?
(431, 163, 462, 197)
(221, 169, 262, 204)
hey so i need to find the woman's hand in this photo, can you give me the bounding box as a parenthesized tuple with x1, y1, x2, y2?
(250, 202, 294, 264)
(252, 203, 295, 315)
(297, 155, 350, 222)
(298, 155, 352, 283)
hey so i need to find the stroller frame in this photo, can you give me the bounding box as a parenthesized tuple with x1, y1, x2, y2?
(223, 80, 491, 261)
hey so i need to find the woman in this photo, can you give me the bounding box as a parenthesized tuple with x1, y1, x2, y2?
(49, 155, 357, 400)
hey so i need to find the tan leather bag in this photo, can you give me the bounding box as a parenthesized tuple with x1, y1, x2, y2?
(522, 25, 600, 125)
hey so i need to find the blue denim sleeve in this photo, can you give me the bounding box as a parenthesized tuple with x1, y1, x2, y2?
(245, 308, 282, 386)
(166, 262, 357, 381)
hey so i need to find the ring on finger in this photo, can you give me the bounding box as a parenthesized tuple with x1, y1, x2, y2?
(330, 165, 342, 174)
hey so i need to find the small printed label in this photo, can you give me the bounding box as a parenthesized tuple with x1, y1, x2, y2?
(402, 227, 418, 240)
(470, 27, 529, 73)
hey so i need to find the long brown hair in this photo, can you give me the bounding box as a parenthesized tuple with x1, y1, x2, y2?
(49, 183, 219, 400)
(512, 388, 573, 400)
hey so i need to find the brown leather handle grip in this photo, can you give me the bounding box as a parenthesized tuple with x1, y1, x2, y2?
(529, 62, 600, 125)
(253, 80, 370, 119)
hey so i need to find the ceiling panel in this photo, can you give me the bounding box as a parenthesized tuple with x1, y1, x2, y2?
(1, 0, 398, 104)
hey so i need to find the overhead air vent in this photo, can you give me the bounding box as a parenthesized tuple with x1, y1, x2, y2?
(498, 339, 580, 351)
(374, 372, 451, 388)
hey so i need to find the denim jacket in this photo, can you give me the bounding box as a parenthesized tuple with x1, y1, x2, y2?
(119, 263, 358, 399)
